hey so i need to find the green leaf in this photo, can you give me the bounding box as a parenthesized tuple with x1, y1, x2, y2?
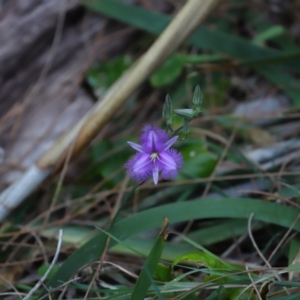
(189, 219, 262, 245)
(245, 11, 299, 52)
(172, 252, 228, 271)
(205, 286, 224, 300)
(179, 144, 218, 179)
(252, 25, 286, 45)
(171, 238, 246, 284)
(286, 221, 300, 278)
(284, 262, 300, 273)
(153, 263, 173, 282)
(87, 55, 132, 93)
(130, 218, 169, 299)
(150, 54, 185, 87)
(37, 264, 60, 280)
(279, 183, 300, 199)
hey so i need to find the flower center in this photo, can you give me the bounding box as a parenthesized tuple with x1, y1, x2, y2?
(150, 152, 159, 161)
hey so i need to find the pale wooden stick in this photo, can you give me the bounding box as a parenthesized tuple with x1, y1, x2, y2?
(0, 0, 220, 221)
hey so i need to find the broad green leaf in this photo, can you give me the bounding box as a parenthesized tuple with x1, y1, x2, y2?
(87, 55, 132, 94)
(150, 54, 185, 87)
(179, 144, 218, 179)
(153, 263, 173, 282)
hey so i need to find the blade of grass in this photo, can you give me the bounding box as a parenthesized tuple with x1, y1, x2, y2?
(188, 219, 262, 245)
(183, 51, 300, 67)
(245, 10, 300, 52)
(252, 25, 286, 45)
(46, 198, 300, 292)
(130, 218, 169, 300)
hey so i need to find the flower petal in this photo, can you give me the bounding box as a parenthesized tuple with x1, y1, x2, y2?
(132, 153, 151, 172)
(141, 125, 168, 151)
(152, 167, 159, 185)
(160, 149, 183, 180)
(159, 151, 177, 170)
(146, 130, 159, 152)
(125, 153, 152, 182)
(163, 136, 178, 150)
(127, 141, 144, 153)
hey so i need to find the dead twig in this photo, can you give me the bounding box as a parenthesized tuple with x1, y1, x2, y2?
(22, 229, 63, 300)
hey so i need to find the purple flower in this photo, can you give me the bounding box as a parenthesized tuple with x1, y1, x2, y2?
(125, 125, 183, 185)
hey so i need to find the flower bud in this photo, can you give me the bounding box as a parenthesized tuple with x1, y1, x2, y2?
(163, 94, 173, 125)
(192, 85, 202, 107)
(174, 108, 194, 120)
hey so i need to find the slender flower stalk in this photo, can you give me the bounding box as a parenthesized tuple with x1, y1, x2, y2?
(125, 125, 183, 185)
